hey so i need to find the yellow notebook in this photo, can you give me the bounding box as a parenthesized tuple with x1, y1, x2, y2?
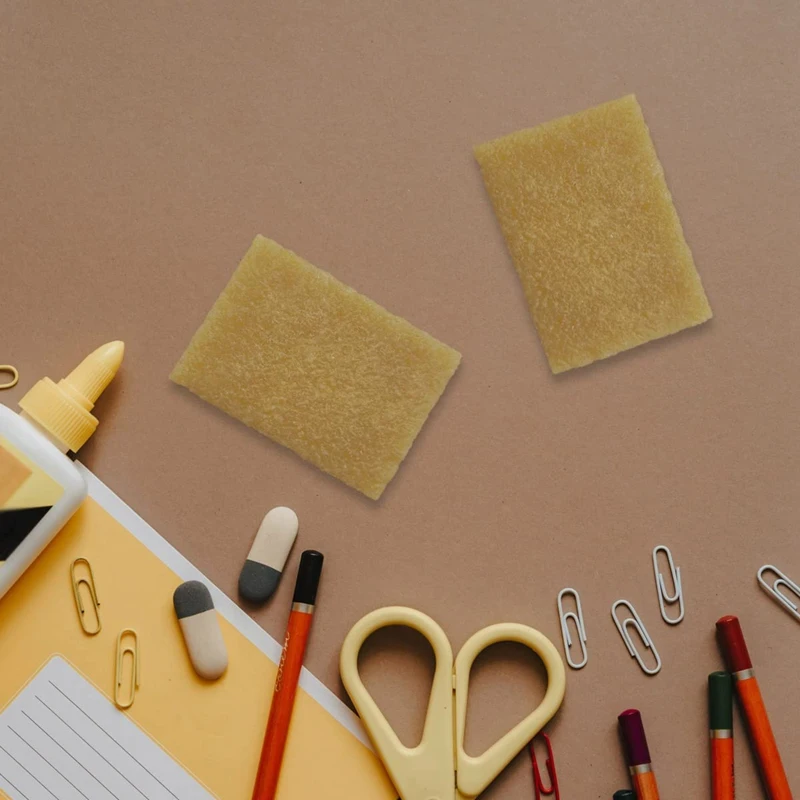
(0, 465, 394, 799)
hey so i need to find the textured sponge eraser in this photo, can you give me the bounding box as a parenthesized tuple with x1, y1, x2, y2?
(475, 95, 712, 373)
(171, 236, 461, 499)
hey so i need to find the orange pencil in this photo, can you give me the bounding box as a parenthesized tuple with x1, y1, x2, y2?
(618, 709, 660, 800)
(717, 615, 792, 800)
(251, 550, 324, 800)
(709, 671, 734, 800)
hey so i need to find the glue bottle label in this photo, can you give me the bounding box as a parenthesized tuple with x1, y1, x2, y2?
(0, 435, 65, 568)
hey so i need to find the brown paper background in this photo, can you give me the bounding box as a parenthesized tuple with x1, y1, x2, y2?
(2, 1, 798, 797)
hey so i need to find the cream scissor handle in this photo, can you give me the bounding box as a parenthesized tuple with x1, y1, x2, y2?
(341, 607, 456, 800)
(341, 608, 567, 800)
(454, 624, 566, 799)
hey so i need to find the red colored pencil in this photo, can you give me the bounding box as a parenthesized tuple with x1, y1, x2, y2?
(717, 615, 791, 800)
(251, 551, 324, 800)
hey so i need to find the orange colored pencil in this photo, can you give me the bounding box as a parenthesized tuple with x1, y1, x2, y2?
(709, 671, 734, 800)
(632, 771, 660, 800)
(717, 616, 791, 800)
(251, 551, 324, 800)
(711, 737, 735, 800)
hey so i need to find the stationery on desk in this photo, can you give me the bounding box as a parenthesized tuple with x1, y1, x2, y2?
(1, 459, 796, 800)
(0, 466, 395, 800)
(0, 84, 794, 800)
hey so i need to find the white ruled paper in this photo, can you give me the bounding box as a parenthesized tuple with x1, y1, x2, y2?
(0, 657, 215, 800)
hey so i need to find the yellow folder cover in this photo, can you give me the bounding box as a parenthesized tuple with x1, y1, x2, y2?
(0, 484, 393, 799)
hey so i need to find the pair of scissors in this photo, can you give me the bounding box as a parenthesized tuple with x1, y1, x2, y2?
(340, 606, 566, 800)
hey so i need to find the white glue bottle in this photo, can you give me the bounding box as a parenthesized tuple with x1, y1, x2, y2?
(0, 341, 124, 600)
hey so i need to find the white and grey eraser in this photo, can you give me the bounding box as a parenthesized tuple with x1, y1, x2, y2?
(238, 507, 298, 604)
(173, 580, 228, 680)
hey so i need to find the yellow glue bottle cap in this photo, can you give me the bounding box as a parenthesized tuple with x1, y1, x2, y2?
(18, 341, 124, 452)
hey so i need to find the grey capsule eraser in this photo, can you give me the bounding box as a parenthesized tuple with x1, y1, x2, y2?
(238, 507, 298, 604)
(173, 580, 228, 680)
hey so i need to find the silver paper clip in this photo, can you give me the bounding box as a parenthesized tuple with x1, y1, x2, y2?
(611, 600, 662, 676)
(652, 545, 684, 625)
(757, 565, 800, 622)
(557, 588, 588, 669)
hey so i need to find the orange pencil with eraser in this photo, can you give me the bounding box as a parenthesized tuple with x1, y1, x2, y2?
(618, 709, 660, 800)
(251, 550, 324, 800)
(717, 615, 791, 800)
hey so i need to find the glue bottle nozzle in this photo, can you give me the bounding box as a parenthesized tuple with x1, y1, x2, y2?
(18, 341, 124, 452)
(63, 341, 125, 408)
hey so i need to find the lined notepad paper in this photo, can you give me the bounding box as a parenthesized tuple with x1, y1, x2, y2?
(0, 657, 215, 800)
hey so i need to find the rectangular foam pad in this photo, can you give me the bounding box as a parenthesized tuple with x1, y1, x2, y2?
(171, 236, 461, 499)
(475, 95, 712, 373)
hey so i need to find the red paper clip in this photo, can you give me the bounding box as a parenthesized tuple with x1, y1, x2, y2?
(530, 732, 560, 800)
